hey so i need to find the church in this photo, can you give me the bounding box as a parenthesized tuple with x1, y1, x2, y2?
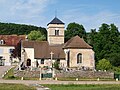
(20, 17, 95, 70)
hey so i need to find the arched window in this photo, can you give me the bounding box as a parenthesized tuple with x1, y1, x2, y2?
(77, 53, 82, 64)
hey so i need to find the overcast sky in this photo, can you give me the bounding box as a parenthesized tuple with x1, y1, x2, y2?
(0, 0, 120, 32)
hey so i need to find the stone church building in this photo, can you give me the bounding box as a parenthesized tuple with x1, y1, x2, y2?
(20, 17, 95, 70)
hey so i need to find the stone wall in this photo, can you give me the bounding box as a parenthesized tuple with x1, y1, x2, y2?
(14, 70, 114, 79)
(56, 71, 114, 79)
(47, 24, 64, 45)
(14, 70, 40, 78)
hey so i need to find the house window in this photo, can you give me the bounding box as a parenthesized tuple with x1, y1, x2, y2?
(41, 59, 44, 64)
(9, 49, 14, 54)
(55, 30, 59, 36)
(77, 53, 82, 64)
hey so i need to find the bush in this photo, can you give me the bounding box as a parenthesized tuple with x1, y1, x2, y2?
(53, 61, 60, 70)
(8, 75, 15, 79)
(113, 67, 120, 74)
(96, 59, 112, 70)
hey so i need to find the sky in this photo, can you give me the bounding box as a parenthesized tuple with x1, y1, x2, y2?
(0, 0, 120, 32)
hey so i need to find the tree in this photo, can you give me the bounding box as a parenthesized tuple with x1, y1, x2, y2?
(27, 30, 46, 41)
(89, 23, 120, 66)
(96, 59, 112, 70)
(108, 53, 120, 66)
(65, 22, 86, 42)
(0, 22, 47, 36)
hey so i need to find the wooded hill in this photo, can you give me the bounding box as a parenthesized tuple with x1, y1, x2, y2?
(0, 22, 47, 36)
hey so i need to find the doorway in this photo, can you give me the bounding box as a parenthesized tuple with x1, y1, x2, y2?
(26, 59, 31, 66)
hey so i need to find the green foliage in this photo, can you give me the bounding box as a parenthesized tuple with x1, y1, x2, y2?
(27, 30, 46, 41)
(113, 67, 120, 74)
(0, 84, 36, 90)
(96, 59, 112, 70)
(89, 23, 120, 66)
(0, 22, 47, 36)
(57, 77, 113, 81)
(3, 67, 20, 80)
(43, 84, 120, 90)
(53, 60, 60, 70)
(65, 22, 86, 42)
(108, 53, 120, 66)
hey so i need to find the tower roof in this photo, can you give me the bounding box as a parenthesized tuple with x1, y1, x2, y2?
(63, 35, 92, 49)
(47, 17, 64, 25)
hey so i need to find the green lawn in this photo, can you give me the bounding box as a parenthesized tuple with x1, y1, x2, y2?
(57, 77, 115, 81)
(43, 84, 120, 90)
(3, 67, 39, 80)
(3, 67, 20, 80)
(0, 83, 36, 90)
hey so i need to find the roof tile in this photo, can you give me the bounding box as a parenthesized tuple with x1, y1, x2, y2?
(63, 35, 92, 49)
(0, 35, 26, 46)
(47, 17, 64, 25)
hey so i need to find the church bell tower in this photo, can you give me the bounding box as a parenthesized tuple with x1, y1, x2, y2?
(47, 17, 65, 45)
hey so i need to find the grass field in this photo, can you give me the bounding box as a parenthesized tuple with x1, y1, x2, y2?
(0, 83, 36, 90)
(3, 67, 21, 80)
(43, 84, 120, 90)
(57, 77, 115, 81)
(3, 67, 39, 80)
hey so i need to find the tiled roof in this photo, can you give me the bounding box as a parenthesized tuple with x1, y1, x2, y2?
(22, 41, 65, 59)
(63, 35, 92, 49)
(47, 17, 64, 25)
(34, 41, 50, 59)
(22, 36, 92, 59)
(0, 35, 26, 46)
(49, 44, 65, 59)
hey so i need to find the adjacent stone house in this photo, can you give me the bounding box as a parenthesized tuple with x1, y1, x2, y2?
(0, 35, 25, 66)
(20, 17, 95, 70)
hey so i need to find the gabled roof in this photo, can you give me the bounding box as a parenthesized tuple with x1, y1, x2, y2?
(49, 44, 65, 59)
(0, 35, 26, 46)
(34, 41, 50, 59)
(63, 35, 92, 49)
(22, 41, 65, 59)
(47, 17, 64, 25)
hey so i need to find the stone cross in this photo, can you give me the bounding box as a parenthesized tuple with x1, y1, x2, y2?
(50, 51, 54, 68)
(50, 51, 54, 60)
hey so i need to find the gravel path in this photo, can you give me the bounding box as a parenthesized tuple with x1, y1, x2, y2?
(0, 79, 120, 90)
(0, 79, 120, 85)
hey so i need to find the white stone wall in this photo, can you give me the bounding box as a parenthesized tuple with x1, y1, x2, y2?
(0, 46, 15, 66)
(65, 48, 95, 69)
(23, 48, 36, 67)
(37, 59, 67, 68)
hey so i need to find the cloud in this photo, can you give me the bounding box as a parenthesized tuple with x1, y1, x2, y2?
(0, 0, 120, 31)
(0, 0, 53, 26)
(61, 8, 120, 32)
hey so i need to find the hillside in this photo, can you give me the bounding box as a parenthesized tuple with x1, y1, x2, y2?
(0, 22, 47, 36)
